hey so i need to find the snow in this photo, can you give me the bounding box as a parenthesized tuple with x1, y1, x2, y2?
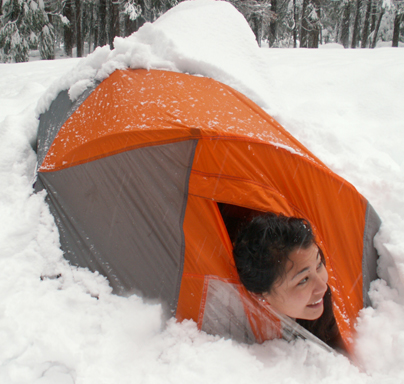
(1, 0, 404, 382)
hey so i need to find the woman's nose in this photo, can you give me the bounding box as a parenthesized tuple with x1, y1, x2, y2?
(314, 269, 328, 294)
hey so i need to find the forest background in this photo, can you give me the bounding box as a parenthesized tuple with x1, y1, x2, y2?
(0, 0, 403, 63)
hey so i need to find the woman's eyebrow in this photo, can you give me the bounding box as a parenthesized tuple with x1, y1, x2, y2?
(291, 251, 320, 280)
(291, 267, 310, 280)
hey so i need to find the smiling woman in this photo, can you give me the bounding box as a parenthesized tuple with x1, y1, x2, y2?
(232, 213, 343, 350)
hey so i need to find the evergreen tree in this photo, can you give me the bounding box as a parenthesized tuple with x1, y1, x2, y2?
(123, 0, 142, 37)
(0, 0, 33, 62)
(98, 0, 108, 47)
(339, 0, 352, 48)
(361, 0, 373, 47)
(300, 0, 321, 47)
(0, 0, 56, 62)
(351, 0, 363, 47)
(370, 0, 386, 48)
(228, 0, 274, 45)
(74, 0, 82, 56)
(86, 1, 97, 53)
(39, 23, 55, 59)
(63, 0, 73, 56)
(0, 0, 402, 59)
(260, 0, 300, 47)
(108, 0, 120, 49)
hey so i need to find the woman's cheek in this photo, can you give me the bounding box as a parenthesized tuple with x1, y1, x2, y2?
(292, 286, 307, 304)
(322, 268, 329, 284)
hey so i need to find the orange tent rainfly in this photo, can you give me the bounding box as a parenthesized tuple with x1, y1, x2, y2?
(35, 69, 380, 354)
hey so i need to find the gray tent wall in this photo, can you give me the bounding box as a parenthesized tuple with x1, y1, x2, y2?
(363, 203, 382, 307)
(38, 141, 196, 312)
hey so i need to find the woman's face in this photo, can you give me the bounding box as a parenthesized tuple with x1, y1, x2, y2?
(263, 243, 328, 320)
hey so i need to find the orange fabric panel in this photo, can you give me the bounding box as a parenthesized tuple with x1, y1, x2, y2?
(40, 129, 198, 172)
(176, 275, 205, 323)
(181, 195, 237, 278)
(39, 68, 323, 172)
(176, 195, 238, 323)
(188, 138, 368, 352)
(189, 172, 296, 216)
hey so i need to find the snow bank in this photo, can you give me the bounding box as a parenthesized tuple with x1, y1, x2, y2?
(1, 0, 404, 382)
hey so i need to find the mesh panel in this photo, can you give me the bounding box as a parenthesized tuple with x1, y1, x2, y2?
(201, 278, 256, 343)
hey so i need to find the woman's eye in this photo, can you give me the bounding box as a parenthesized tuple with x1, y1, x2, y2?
(317, 260, 323, 270)
(298, 277, 308, 285)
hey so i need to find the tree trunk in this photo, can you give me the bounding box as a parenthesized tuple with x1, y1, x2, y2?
(63, 0, 73, 57)
(300, 0, 310, 47)
(75, 0, 83, 57)
(351, 0, 362, 48)
(311, 0, 321, 47)
(308, 30, 320, 48)
(370, 0, 377, 34)
(340, 1, 351, 48)
(268, 0, 277, 47)
(371, 8, 384, 48)
(361, 0, 372, 48)
(93, 5, 99, 50)
(88, 2, 93, 53)
(300, 0, 321, 48)
(293, 0, 298, 47)
(108, 0, 120, 49)
(98, 0, 107, 47)
(392, 12, 403, 47)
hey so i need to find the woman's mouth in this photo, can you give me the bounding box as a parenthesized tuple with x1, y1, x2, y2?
(307, 298, 323, 308)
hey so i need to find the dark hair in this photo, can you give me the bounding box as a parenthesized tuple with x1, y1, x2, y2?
(233, 213, 341, 348)
(232, 213, 315, 294)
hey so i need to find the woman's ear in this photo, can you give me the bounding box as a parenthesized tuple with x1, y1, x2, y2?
(262, 291, 272, 304)
(250, 292, 266, 302)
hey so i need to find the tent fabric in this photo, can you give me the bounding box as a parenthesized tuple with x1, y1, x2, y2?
(35, 68, 381, 354)
(40, 140, 196, 311)
(37, 69, 314, 173)
(36, 86, 98, 166)
(362, 204, 382, 307)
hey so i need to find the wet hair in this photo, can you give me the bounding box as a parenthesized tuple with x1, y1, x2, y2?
(232, 213, 315, 294)
(233, 213, 341, 348)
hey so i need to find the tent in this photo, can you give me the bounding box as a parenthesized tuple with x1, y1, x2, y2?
(35, 68, 380, 354)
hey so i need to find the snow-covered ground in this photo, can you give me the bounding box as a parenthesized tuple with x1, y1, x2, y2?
(1, 1, 404, 383)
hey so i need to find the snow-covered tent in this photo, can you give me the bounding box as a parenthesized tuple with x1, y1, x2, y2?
(35, 67, 380, 354)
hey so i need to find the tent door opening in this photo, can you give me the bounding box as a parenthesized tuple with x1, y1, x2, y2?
(217, 202, 265, 244)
